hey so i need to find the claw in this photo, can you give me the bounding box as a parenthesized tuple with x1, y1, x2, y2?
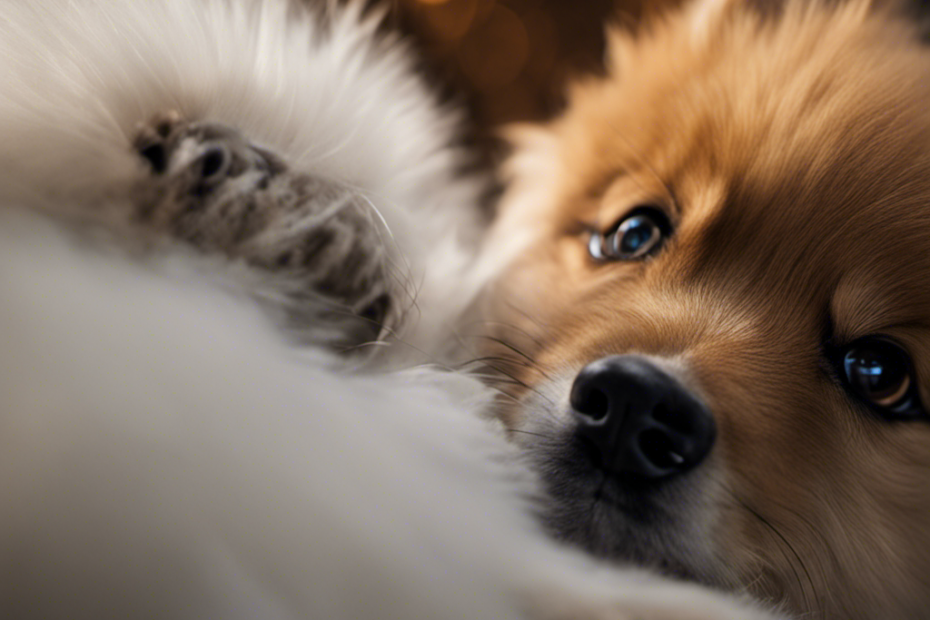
(133, 110, 185, 174)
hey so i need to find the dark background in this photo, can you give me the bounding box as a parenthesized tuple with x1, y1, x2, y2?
(384, 0, 673, 163)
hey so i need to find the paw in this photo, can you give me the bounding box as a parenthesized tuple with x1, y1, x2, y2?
(133, 109, 184, 174)
(133, 110, 282, 180)
(132, 113, 282, 230)
(129, 112, 396, 348)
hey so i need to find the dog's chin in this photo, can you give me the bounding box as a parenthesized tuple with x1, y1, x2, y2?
(523, 426, 732, 588)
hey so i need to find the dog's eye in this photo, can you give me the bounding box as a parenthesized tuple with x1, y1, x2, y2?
(589, 207, 670, 261)
(842, 338, 923, 419)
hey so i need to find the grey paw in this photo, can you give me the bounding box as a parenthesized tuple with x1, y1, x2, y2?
(132, 113, 284, 241)
(130, 113, 396, 350)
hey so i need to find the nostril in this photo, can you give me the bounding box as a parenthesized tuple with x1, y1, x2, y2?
(571, 383, 610, 421)
(199, 145, 228, 181)
(638, 429, 686, 471)
(653, 403, 693, 435)
(583, 388, 609, 420)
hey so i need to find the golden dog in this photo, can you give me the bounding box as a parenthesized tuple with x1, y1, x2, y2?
(479, 0, 930, 617)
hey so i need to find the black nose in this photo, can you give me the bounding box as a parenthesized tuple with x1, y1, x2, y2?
(570, 355, 715, 481)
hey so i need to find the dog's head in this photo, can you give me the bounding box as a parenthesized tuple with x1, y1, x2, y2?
(479, 0, 930, 616)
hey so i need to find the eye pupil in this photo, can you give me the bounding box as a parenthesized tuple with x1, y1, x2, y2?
(842, 339, 915, 413)
(618, 217, 657, 254)
(592, 207, 669, 261)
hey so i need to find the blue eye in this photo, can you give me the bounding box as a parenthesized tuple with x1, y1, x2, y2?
(589, 207, 670, 261)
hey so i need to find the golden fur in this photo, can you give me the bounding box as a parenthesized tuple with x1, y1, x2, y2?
(480, 0, 930, 617)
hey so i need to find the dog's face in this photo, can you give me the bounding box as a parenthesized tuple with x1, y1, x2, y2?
(481, 0, 930, 616)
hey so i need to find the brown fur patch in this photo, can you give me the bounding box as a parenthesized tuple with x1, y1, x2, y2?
(482, 0, 930, 617)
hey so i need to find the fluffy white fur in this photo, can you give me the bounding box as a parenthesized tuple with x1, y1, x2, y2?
(0, 0, 484, 357)
(0, 211, 786, 620)
(0, 1, 786, 618)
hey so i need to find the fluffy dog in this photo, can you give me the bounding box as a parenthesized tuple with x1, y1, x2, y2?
(0, 1, 784, 619)
(479, 0, 930, 617)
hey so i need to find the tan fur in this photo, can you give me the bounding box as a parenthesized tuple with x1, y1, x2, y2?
(481, 0, 930, 617)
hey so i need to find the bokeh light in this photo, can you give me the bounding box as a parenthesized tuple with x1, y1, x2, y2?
(389, 0, 667, 161)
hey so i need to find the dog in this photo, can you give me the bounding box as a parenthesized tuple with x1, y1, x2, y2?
(0, 0, 786, 618)
(478, 0, 930, 617)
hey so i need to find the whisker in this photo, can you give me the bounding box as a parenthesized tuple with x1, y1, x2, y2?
(468, 334, 539, 364)
(763, 501, 833, 617)
(457, 319, 545, 349)
(296, 118, 365, 169)
(457, 355, 539, 373)
(725, 490, 816, 616)
(507, 429, 558, 442)
(504, 298, 552, 332)
(478, 361, 557, 408)
(357, 192, 419, 294)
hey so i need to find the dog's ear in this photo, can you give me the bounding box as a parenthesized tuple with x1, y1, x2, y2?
(680, 0, 924, 36)
(684, 0, 745, 45)
(668, 0, 920, 48)
(603, 0, 745, 70)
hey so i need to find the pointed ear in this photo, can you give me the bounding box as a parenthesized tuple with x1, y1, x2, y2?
(604, 26, 637, 75)
(685, 0, 745, 45)
(603, 0, 747, 71)
(682, 0, 897, 38)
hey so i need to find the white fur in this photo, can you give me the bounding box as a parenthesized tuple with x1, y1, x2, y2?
(0, 211, 783, 620)
(0, 1, 786, 618)
(0, 0, 484, 358)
